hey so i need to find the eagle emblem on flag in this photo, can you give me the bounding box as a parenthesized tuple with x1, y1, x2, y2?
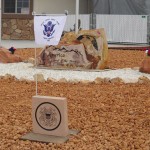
(43, 21, 56, 37)
(34, 16, 67, 45)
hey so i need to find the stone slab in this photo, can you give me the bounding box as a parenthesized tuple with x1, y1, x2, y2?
(32, 96, 68, 137)
(20, 129, 80, 144)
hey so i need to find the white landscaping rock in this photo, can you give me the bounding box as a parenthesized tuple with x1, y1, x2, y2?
(0, 62, 150, 83)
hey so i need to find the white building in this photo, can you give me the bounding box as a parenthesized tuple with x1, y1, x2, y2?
(1, 0, 90, 40)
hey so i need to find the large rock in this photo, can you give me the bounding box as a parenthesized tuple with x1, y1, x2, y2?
(139, 57, 150, 74)
(78, 29, 108, 69)
(37, 44, 91, 69)
(37, 28, 108, 70)
(0, 47, 22, 63)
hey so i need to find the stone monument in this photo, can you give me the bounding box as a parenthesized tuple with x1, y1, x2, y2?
(32, 96, 68, 137)
(21, 96, 79, 143)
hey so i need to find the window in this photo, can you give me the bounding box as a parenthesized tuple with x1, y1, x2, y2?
(2, 0, 33, 19)
(4, 0, 30, 14)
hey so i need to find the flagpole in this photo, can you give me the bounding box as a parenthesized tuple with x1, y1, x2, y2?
(32, 12, 38, 96)
(75, 0, 79, 34)
(32, 12, 67, 96)
(34, 47, 38, 96)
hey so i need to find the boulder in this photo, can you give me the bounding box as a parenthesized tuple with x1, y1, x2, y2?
(58, 78, 67, 83)
(37, 28, 108, 70)
(0, 47, 22, 63)
(37, 44, 91, 69)
(139, 57, 150, 74)
(138, 76, 150, 84)
(77, 29, 108, 69)
(94, 77, 104, 84)
(110, 77, 124, 83)
(28, 57, 35, 64)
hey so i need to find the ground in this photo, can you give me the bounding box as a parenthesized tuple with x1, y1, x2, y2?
(0, 49, 150, 150)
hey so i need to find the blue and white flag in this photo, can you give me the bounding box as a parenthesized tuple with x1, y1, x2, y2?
(34, 15, 67, 45)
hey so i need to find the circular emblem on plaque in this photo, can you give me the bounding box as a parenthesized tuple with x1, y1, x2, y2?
(35, 102, 61, 131)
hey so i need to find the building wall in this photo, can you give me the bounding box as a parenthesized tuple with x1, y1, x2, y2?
(2, 0, 89, 40)
(80, 0, 89, 14)
(34, 0, 75, 14)
(0, 0, 1, 41)
(33, 0, 88, 14)
(2, 19, 34, 40)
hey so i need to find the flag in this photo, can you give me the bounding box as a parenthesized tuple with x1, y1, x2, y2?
(34, 15, 67, 45)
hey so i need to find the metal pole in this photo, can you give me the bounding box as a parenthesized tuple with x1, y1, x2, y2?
(75, 0, 79, 34)
(33, 12, 38, 96)
(34, 47, 38, 96)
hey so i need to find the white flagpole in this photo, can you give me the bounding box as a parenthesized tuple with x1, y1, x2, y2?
(33, 12, 67, 96)
(75, 0, 79, 34)
(33, 12, 38, 96)
(34, 47, 38, 96)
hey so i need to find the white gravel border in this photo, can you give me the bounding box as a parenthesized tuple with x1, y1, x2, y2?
(1, 62, 150, 83)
